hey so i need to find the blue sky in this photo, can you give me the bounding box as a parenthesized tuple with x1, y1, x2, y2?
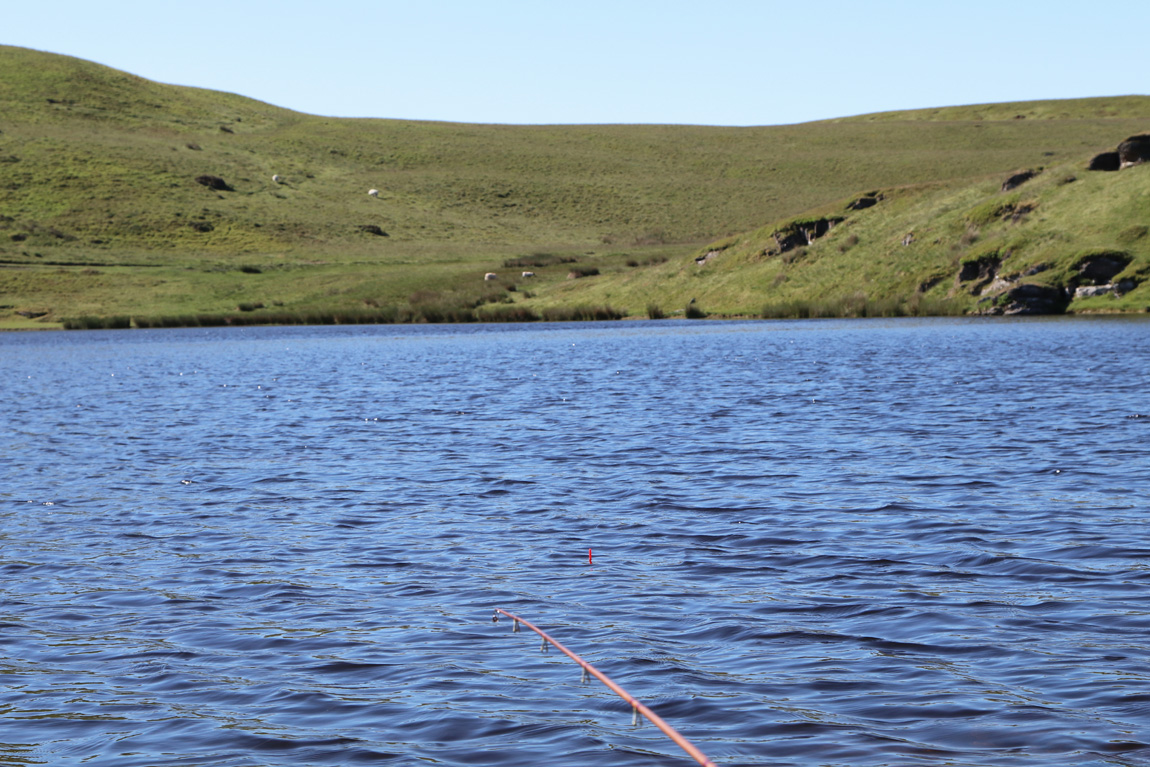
(7, 1, 1148, 125)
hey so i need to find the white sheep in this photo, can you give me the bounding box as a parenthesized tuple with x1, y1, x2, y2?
(484, 273, 498, 281)
(367, 189, 379, 197)
(521, 271, 535, 278)
(272, 174, 283, 184)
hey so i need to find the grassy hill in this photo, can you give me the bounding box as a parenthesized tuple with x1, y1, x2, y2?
(1, 45, 1149, 328)
(594, 162, 1150, 320)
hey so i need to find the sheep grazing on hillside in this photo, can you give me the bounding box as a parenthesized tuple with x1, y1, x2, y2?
(368, 189, 379, 197)
(484, 273, 498, 281)
(521, 271, 535, 278)
(272, 174, 284, 184)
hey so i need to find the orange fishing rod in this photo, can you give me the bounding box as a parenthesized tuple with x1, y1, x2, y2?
(493, 607, 718, 767)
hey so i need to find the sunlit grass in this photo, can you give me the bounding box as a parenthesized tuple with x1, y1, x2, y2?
(2, 44, 1149, 327)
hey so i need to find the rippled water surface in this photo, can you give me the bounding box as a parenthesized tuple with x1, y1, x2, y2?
(3, 318, 1150, 766)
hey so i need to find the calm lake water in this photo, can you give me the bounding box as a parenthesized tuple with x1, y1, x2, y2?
(2, 317, 1149, 766)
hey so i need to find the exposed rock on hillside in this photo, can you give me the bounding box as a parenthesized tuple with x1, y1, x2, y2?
(1075, 251, 1130, 284)
(958, 254, 1000, 286)
(964, 249, 1139, 315)
(1088, 152, 1121, 171)
(1074, 281, 1138, 298)
(770, 217, 843, 253)
(195, 174, 233, 191)
(1118, 135, 1150, 167)
(977, 284, 1069, 315)
(1001, 169, 1038, 191)
(1002, 284, 1069, 315)
(845, 192, 883, 210)
(1088, 135, 1150, 171)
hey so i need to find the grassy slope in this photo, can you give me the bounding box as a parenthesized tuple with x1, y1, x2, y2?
(1, 45, 1149, 327)
(603, 164, 1150, 319)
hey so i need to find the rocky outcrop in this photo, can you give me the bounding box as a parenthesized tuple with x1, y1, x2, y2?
(772, 230, 808, 252)
(958, 255, 999, 285)
(1088, 135, 1150, 171)
(1075, 284, 1114, 298)
(978, 283, 1069, 315)
(1075, 251, 1131, 285)
(1001, 169, 1038, 191)
(972, 251, 1136, 312)
(1118, 135, 1150, 168)
(1088, 152, 1121, 171)
(1008, 201, 1036, 223)
(1075, 279, 1138, 299)
(195, 174, 233, 191)
(770, 217, 843, 254)
(845, 192, 883, 211)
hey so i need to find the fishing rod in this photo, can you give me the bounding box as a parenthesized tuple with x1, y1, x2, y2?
(493, 607, 718, 767)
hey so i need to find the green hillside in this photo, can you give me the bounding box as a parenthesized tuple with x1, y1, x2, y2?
(611, 160, 1150, 320)
(1, 45, 1148, 327)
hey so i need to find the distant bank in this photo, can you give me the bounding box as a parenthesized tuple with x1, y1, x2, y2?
(1, 45, 1147, 329)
